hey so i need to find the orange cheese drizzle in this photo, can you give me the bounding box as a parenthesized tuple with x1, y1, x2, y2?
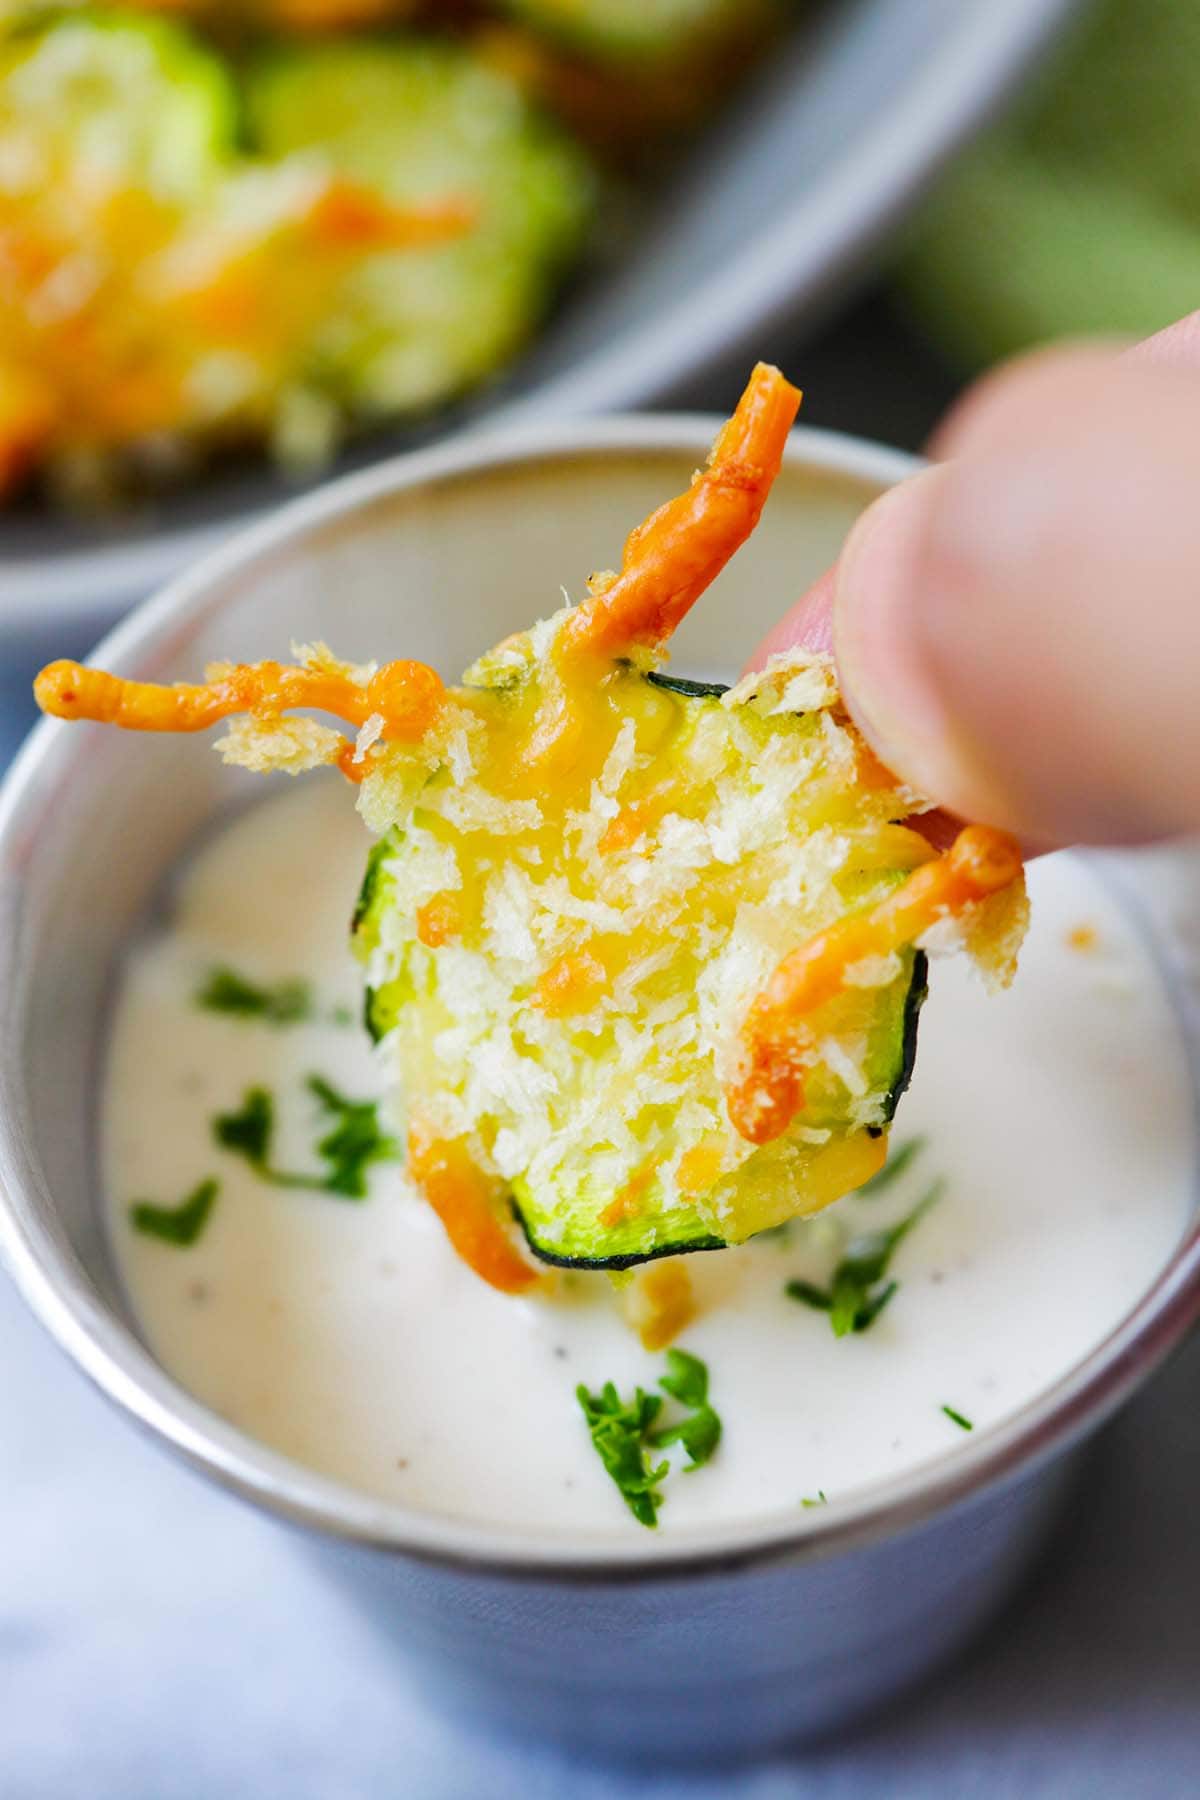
(597, 1161, 656, 1231)
(304, 181, 475, 253)
(34, 656, 446, 777)
(406, 1121, 541, 1296)
(415, 889, 465, 949)
(557, 362, 801, 666)
(531, 948, 607, 1016)
(174, 182, 475, 337)
(726, 825, 1023, 1146)
(626, 1260, 696, 1353)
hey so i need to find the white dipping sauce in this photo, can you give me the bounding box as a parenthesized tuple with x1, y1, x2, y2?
(105, 778, 1194, 1540)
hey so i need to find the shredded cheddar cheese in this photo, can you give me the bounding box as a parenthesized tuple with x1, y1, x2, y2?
(623, 1261, 697, 1352)
(406, 1119, 540, 1295)
(728, 826, 1024, 1146)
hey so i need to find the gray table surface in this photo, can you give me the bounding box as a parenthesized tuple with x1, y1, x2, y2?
(3, 294, 1198, 1797)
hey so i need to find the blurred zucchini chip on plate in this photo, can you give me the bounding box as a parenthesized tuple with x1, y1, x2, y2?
(245, 38, 594, 416)
(0, 13, 592, 495)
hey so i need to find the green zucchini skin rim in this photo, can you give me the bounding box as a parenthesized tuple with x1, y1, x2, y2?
(511, 949, 929, 1269)
(364, 993, 388, 1045)
(513, 1206, 727, 1271)
(643, 671, 730, 699)
(351, 835, 392, 936)
(360, 931, 930, 1260)
(881, 948, 928, 1126)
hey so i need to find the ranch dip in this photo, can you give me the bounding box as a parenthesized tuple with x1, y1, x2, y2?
(104, 778, 1194, 1539)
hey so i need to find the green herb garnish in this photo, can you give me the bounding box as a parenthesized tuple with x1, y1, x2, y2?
(657, 1346, 707, 1407)
(196, 966, 312, 1025)
(801, 1490, 828, 1509)
(213, 1077, 399, 1199)
(857, 1135, 926, 1197)
(214, 1086, 274, 1166)
(129, 1178, 219, 1247)
(785, 1180, 944, 1337)
(305, 1076, 401, 1197)
(576, 1383, 668, 1528)
(648, 1348, 722, 1469)
(577, 1347, 723, 1527)
(942, 1405, 973, 1432)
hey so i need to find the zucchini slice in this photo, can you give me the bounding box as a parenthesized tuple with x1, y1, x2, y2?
(244, 39, 594, 416)
(352, 640, 934, 1269)
(0, 12, 236, 203)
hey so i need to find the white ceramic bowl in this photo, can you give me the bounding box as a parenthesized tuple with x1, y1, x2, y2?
(0, 0, 1079, 635)
(1, 417, 1196, 1760)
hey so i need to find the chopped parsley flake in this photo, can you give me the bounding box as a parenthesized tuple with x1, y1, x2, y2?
(214, 1086, 274, 1166)
(942, 1405, 974, 1432)
(576, 1383, 668, 1528)
(196, 966, 312, 1025)
(785, 1179, 944, 1337)
(801, 1490, 828, 1509)
(306, 1076, 401, 1197)
(857, 1135, 926, 1197)
(213, 1077, 399, 1199)
(130, 1178, 219, 1247)
(657, 1346, 708, 1409)
(649, 1349, 722, 1469)
(577, 1347, 723, 1528)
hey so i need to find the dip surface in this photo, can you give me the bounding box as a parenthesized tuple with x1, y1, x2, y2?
(104, 779, 1194, 1539)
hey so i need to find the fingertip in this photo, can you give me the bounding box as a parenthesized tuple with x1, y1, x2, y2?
(845, 361, 1200, 843)
(1130, 307, 1200, 370)
(831, 468, 971, 805)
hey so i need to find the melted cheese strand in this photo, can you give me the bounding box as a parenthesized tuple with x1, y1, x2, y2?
(1, 170, 472, 494)
(557, 362, 801, 664)
(34, 656, 445, 748)
(406, 1122, 541, 1295)
(303, 181, 475, 252)
(728, 826, 1023, 1146)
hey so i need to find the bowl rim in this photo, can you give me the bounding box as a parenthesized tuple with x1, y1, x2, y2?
(1, 411, 1197, 1582)
(0, 0, 1080, 630)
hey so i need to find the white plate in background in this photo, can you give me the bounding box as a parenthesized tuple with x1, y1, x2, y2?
(0, 0, 1078, 638)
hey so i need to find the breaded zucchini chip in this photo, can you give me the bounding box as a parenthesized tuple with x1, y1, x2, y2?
(36, 365, 1026, 1292)
(349, 646, 937, 1268)
(245, 39, 594, 417)
(0, 16, 589, 494)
